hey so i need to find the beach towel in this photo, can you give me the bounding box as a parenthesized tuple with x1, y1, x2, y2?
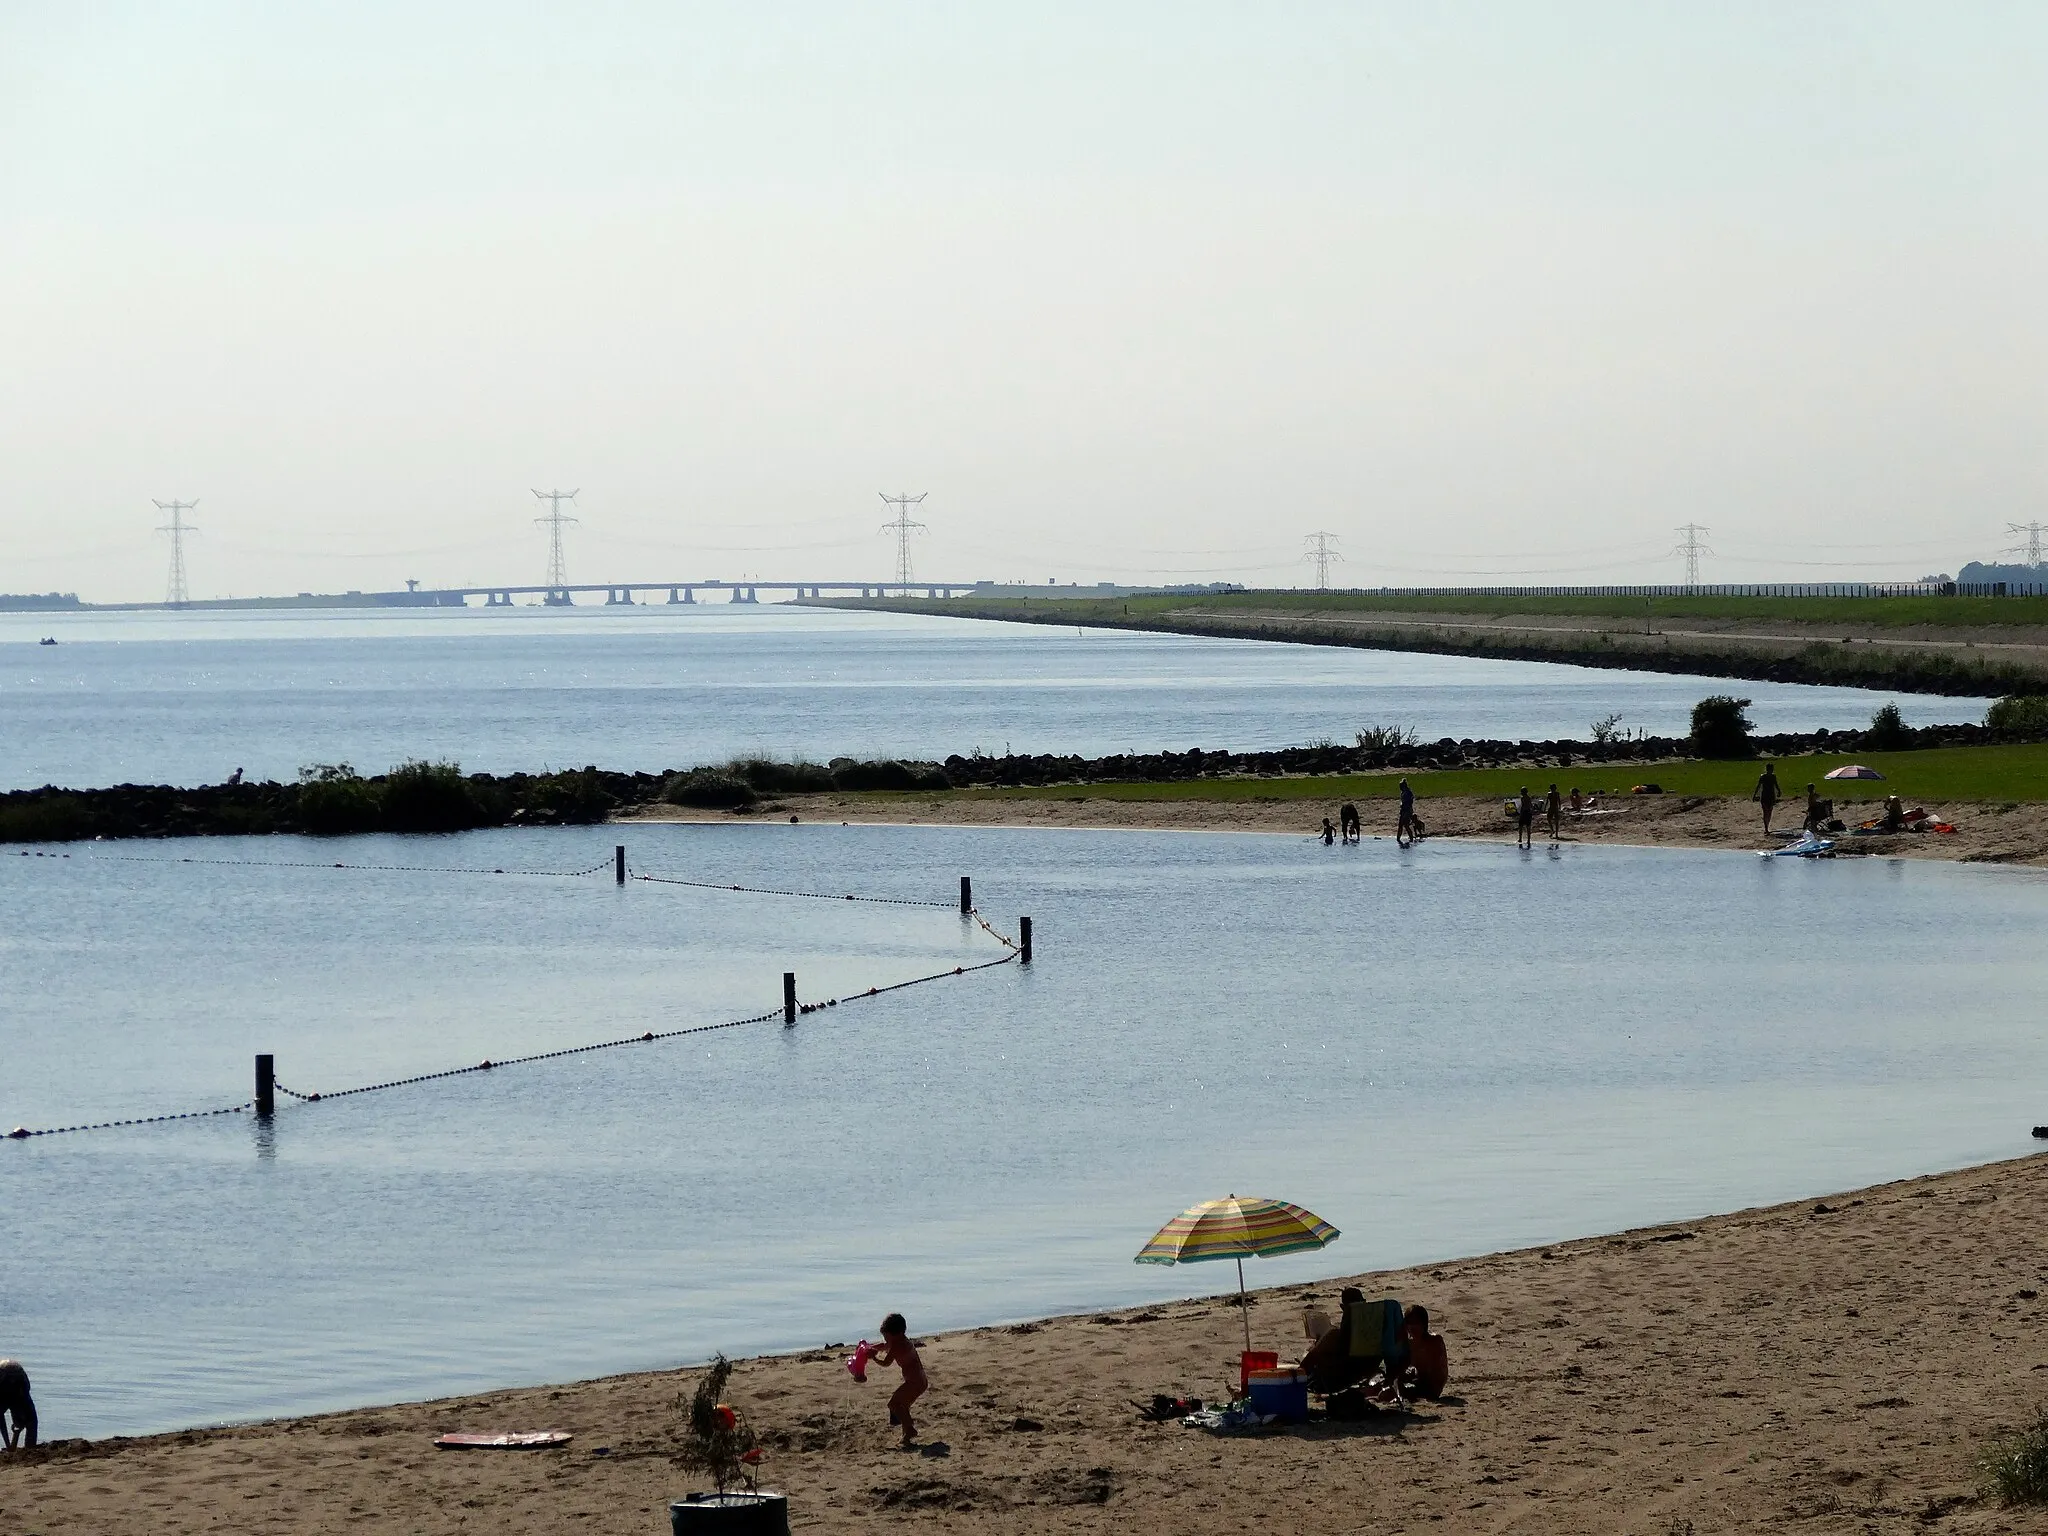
(1345, 1298, 1407, 1369)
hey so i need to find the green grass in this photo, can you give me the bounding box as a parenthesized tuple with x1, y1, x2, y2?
(858, 742, 2048, 807)
(1979, 1413, 2048, 1507)
(866, 589, 2048, 629)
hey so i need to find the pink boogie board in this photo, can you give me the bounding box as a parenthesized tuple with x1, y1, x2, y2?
(434, 1431, 573, 1450)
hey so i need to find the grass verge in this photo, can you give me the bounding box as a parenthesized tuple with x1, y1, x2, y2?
(860, 743, 2048, 808)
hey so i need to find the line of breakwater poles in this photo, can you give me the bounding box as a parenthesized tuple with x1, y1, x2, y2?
(235, 846, 1033, 1123)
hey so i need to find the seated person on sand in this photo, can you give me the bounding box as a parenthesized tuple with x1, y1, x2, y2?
(1299, 1290, 1447, 1404)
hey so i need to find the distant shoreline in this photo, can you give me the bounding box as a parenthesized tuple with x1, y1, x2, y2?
(624, 788, 2048, 868)
(821, 592, 2048, 696)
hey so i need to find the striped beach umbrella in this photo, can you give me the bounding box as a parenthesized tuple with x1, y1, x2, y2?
(1136, 1195, 1340, 1352)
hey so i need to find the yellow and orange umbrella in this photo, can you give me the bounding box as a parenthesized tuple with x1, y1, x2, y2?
(1135, 1194, 1340, 1352)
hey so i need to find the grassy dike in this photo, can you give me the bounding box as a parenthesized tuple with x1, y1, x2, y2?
(820, 591, 2048, 695)
(855, 741, 2048, 809)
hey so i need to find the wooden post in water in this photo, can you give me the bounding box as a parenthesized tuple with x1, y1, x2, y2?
(1019, 916, 1033, 964)
(784, 971, 798, 1026)
(615, 845, 626, 885)
(960, 875, 972, 914)
(254, 1054, 275, 1117)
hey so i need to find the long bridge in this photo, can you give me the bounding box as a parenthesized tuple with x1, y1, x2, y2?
(54, 578, 1014, 613)
(397, 578, 988, 607)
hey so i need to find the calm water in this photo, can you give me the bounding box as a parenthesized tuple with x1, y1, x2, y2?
(0, 606, 1987, 790)
(6, 823, 2045, 1439)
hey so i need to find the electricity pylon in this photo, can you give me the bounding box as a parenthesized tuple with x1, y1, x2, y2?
(1672, 523, 1714, 587)
(879, 493, 928, 594)
(1302, 531, 1343, 590)
(153, 499, 199, 606)
(533, 489, 579, 595)
(2005, 522, 2046, 567)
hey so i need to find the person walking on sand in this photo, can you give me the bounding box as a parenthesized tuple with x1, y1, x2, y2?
(1396, 778, 1416, 847)
(869, 1314, 928, 1447)
(1545, 784, 1563, 842)
(0, 1359, 36, 1450)
(1752, 762, 1782, 834)
(1516, 786, 1534, 850)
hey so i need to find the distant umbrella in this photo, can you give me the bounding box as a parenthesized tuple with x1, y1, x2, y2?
(1824, 764, 1885, 780)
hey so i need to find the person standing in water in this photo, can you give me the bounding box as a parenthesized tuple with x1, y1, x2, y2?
(1516, 786, 1535, 850)
(1545, 784, 1563, 842)
(1396, 778, 1416, 847)
(1753, 762, 1782, 834)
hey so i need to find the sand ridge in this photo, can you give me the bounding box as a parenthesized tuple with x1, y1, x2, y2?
(7, 1156, 2047, 1534)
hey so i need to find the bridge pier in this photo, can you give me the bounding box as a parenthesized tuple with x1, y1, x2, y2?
(668, 586, 696, 604)
(605, 587, 634, 605)
(485, 591, 511, 607)
(544, 589, 574, 607)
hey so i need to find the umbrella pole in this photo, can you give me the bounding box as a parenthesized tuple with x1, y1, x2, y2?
(1237, 1256, 1251, 1355)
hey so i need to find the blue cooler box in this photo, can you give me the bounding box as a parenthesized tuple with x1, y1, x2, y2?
(1246, 1368, 1309, 1421)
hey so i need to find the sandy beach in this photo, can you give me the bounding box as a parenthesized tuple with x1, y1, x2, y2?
(623, 791, 2048, 867)
(6, 1154, 2046, 1534)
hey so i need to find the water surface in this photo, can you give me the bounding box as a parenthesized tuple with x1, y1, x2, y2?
(6, 824, 2042, 1439)
(0, 606, 1986, 789)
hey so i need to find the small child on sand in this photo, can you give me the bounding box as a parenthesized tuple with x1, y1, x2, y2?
(869, 1313, 927, 1446)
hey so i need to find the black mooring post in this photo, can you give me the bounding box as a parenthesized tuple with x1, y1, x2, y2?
(1019, 916, 1033, 964)
(960, 875, 972, 914)
(615, 845, 626, 885)
(784, 971, 798, 1026)
(254, 1054, 275, 1117)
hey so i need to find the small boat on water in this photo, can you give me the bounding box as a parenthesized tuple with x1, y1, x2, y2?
(38, 637, 57, 645)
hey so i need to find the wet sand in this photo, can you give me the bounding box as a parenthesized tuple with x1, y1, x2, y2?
(6, 1155, 2046, 1534)
(624, 791, 2048, 867)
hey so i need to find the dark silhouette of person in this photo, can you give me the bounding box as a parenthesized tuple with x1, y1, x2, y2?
(1753, 763, 1782, 833)
(1338, 802, 1360, 843)
(0, 1359, 36, 1450)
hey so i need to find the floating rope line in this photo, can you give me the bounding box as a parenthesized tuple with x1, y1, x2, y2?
(8, 1101, 253, 1139)
(9, 855, 1025, 1137)
(630, 870, 955, 909)
(68, 853, 615, 879)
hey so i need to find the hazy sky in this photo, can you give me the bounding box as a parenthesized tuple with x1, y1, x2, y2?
(3, 3, 2044, 601)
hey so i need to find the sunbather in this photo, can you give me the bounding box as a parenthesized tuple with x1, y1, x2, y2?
(1299, 1291, 1442, 1403)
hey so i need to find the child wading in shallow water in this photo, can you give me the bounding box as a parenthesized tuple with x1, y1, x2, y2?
(870, 1313, 928, 1446)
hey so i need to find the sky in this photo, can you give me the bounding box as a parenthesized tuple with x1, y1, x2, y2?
(3, 3, 2045, 602)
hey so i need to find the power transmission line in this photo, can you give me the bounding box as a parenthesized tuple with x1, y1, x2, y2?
(1671, 522, 1714, 587)
(878, 492, 928, 594)
(2005, 522, 2047, 567)
(153, 499, 199, 606)
(532, 489, 580, 599)
(1301, 531, 1344, 590)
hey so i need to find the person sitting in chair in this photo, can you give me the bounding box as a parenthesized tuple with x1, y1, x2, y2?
(1300, 1291, 1446, 1405)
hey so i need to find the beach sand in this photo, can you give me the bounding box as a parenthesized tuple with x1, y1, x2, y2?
(624, 791, 2048, 866)
(7, 1155, 2046, 1534)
